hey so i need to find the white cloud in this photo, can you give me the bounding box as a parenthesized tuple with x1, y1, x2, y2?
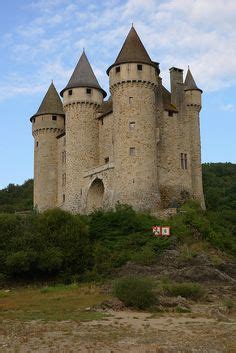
(221, 104, 235, 112)
(1, 0, 236, 101)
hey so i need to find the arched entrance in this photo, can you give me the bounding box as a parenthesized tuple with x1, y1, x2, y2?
(86, 178, 104, 213)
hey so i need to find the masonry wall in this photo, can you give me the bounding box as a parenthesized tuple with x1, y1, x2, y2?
(98, 113, 114, 165)
(32, 114, 64, 211)
(109, 63, 160, 211)
(57, 135, 66, 208)
(63, 87, 103, 213)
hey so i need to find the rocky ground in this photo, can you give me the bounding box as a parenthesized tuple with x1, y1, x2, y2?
(0, 249, 235, 352)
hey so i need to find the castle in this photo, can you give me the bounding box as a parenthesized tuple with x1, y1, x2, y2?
(30, 26, 205, 214)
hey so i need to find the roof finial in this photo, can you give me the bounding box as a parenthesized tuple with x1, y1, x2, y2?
(83, 47, 85, 52)
(131, 22, 134, 27)
(188, 65, 190, 70)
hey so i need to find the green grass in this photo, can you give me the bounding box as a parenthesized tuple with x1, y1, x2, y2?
(160, 280, 205, 300)
(0, 283, 111, 322)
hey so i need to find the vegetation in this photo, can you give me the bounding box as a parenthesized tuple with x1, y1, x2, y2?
(113, 277, 157, 309)
(0, 163, 235, 283)
(160, 280, 205, 300)
(0, 179, 33, 213)
(0, 283, 110, 321)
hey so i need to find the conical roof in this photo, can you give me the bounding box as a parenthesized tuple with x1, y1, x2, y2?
(30, 82, 64, 121)
(184, 68, 202, 92)
(60, 51, 106, 97)
(107, 26, 156, 74)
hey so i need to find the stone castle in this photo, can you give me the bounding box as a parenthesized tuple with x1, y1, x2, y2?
(31, 26, 205, 214)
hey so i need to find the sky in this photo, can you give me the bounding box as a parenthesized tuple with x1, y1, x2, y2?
(0, 0, 235, 189)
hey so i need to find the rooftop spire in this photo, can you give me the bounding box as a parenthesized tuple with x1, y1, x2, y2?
(184, 68, 202, 92)
(107, 26, 155, 74)
(30, 82, 64, 121)
(60, 51, 106, 97)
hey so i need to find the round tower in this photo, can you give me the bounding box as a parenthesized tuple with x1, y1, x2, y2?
(107, 26, 160, 211)
(184, 69, 205, 209)
(31, 82, 65, 212)
(60, 51, 106, 213)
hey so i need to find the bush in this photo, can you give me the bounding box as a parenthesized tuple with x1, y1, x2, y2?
(162, 281, 204, 300)
(113, 277, 157, 309)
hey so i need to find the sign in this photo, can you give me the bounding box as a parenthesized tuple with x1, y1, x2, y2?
(152, 226, 171, 237)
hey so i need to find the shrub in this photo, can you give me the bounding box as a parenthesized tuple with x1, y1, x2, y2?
(162, 281, 204, 300)
(113, 277, 157, 309)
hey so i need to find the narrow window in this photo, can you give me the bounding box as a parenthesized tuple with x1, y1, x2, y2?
(137, 64, 143, 71)
(181, 153, 188, 169)
(184, 153, 187, 169)
(52, 115, 57, 121)
(129, 97, 133, 104)
(63, 194, 65, 203)
(86, 88, 91, 94)
(101, 118, 104, 125)
(36, 141, 39, 147)
(168, 111, 173, 117)
(62, 151, 66, 164)
(129, 147, 136, 156)
(105, 157, 109, 164)
(62, 173, 66, 186)
(63, 137, 66, 146)
(68, 89, 73, 96)
(129, 122, 135, 131)
(116, 66, 120, 73)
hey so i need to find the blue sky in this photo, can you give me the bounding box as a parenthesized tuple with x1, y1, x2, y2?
(0, 0, 235, 189)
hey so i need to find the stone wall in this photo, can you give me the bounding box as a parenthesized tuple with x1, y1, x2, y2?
(32, 114, 64, 211)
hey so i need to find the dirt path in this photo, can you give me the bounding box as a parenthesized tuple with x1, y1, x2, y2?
(0, 304, 235, 353)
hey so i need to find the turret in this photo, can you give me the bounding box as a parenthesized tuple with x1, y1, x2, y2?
(107, 26, 160, 211)
(31, 82, 65, 211)
(60, 51, 106, 213)
(184, 68, 205, 208)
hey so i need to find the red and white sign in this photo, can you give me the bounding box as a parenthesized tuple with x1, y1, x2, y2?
(152, 226, 171, 237)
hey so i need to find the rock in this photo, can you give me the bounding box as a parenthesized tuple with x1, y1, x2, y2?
(210, 308, 230, 322)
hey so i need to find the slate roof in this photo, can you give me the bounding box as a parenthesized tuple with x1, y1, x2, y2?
(30, 82, 64, 121)
(107, 26, 157, 74)
(184, 68, 202, 92)
(97, 96, 113, 118)
(60, 52, 107, 97)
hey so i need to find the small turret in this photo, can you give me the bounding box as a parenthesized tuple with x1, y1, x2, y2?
(31, 82, 65, 212)
(184, 68, 205, 209)
(61, 51, 106, 213)
(184, 68, 202, 110)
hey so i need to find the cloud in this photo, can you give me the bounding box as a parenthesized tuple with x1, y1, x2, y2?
(221, 104, 235, 112)
(1, 0, 236, 101)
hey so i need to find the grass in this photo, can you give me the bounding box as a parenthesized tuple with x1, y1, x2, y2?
(0, 283, 111, 322)
(160, 279, 205, 300)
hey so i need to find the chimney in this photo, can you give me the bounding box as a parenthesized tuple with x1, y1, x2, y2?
(169, 67, 183, 108)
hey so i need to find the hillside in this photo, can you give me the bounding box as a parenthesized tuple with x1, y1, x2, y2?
(0, 163, 235, 213)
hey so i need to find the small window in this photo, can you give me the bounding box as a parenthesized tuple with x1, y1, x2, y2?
(62, 151, 66, 164)
(36, 141, 39, 147)
(63, 137, 66, 146)
(129, 122, 135, 131)
(137, 64, 143, 71)
(129, 97, 133, 104)
(101, 118, 104, 125)
(62, 173, 66, 186)
(168, 111, 173, 117)
(129, 147, 136, 156)
(52, 115, 57, 121)
(86, 88, 91, 94)
(181, 153, 187, 169)
(105, 157, 109, 164)
(116, 66, 120, 73)
(68, 89, 73, 96)
(63, 194, 65, 203)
